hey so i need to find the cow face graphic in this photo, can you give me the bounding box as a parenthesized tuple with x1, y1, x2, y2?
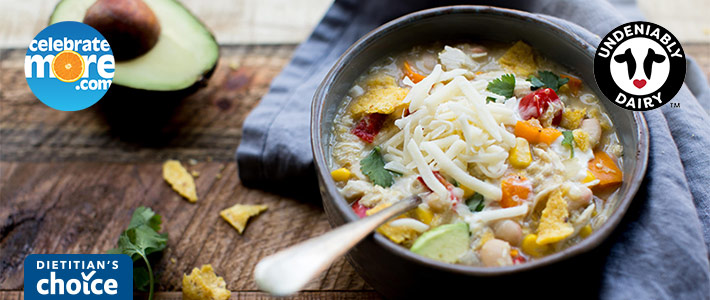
(609, 37, 670, 96)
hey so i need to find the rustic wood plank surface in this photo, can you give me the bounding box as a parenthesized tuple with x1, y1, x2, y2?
(0, 45, 376, 298)
(0, 39, 708, 299)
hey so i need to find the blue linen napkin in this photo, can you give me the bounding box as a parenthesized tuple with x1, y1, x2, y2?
(236, 0, 710, 298)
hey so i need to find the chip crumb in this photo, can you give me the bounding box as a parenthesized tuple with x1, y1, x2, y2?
(215, 173, 222, 180)
(220, 204, 268, 234)
(170, 258, 177, 264)
(182, 264, 230, 300)
(349, 75, 408, 116)
(498, 41, 537, 77)
(163, 160, 198, 202)
(191, 170, 200, 178)
(188, 158, 198, 166)
(229, 61, 240, 70)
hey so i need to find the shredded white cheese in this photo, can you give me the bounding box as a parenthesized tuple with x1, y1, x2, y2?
(382, 64, 516, 201)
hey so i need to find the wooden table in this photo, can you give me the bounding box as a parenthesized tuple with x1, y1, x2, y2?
(0, 45, 380, 299)
(0, 37, 708, 300)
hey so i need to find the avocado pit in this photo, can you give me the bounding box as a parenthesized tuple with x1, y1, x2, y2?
(83, 0, 160, 61)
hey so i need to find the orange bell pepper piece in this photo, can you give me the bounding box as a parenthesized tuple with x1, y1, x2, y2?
(561, 75, 582, 96)
(403, 61, 426, 83)
(500, 175, 532, 208)
(514, 120, 561, 145)
(588, 151, 622, 188)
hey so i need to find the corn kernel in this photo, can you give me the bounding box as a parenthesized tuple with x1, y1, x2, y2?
(331, 168, 351, 181)
(510, 249, 519, 257)
(579, 224, 593, 238)
(414, 206, 434, 225)
(521, 234, 548, 257)
(509, 137, 532, 168)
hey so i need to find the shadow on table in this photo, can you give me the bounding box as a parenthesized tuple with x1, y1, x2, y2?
(95, 85, 201, 147)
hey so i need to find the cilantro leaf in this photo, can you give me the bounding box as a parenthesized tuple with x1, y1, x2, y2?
(108, 207, 167, 300)
(527, 70, 569, 92)
(561, 131, 575, 158)
(466, 192, 486, 212)
(487, 74, 516, 98)
(360, 146, 394, 187)
(486, 96, 497, 103)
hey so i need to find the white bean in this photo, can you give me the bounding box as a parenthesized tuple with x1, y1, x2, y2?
(494, 220, 523, 246)
(581, 118, 601, 147)
(480, 239, 513, 267)
(567, 183, 593, 211)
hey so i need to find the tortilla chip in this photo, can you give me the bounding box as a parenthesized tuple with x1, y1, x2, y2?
(498, 41, 537, 77)
(182, 264, 230, 300)
(220, 204, 268, 234)
(536, 189, 573, 244)
(349, 75, 408, 115)
(573, 129, 591, 152)
(560, 108, 586, 129)
(163, 160, 197, 202)
(366, 203, 419, 244)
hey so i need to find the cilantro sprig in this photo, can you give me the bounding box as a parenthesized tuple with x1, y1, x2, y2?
(528, 70, 569, 92)
(107, 207, 167, 300)
(561, 131, 575, 158)
(466, 192, 486, 212)
(360, 146, 395, 187)
(487, 74, 516, 98)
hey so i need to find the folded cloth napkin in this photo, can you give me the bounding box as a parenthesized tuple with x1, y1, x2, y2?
(237, 0, 710, 298)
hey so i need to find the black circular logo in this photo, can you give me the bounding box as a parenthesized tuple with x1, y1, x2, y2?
(594, 21, 685, 111)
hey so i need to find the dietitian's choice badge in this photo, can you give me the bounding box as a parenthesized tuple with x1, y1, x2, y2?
(24, 254, 132, 299)
(25, 21, 114, 111)
(594, 21, 685, 111)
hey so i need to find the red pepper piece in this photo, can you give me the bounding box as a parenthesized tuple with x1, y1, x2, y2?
(352, 113, 387, 143)
(518, 88, 563, 125)
(351, 200, 368, 218)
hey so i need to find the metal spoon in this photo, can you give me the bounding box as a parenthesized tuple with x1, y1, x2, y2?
(254, 195, 422, 296)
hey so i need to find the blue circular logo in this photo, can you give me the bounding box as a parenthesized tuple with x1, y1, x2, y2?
(25, 21, 115, 111)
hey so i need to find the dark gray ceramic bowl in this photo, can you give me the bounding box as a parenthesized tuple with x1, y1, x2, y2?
(311, 6, 648, 299)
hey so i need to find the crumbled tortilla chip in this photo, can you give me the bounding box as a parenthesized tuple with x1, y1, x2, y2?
(573, 129, 591, 152)
(182, 264, 230, 300)
(220, 204, 268, 234)
(560, 108, 586, 129)
(163, 160, 198, 202)
(366, 202, 419, 244)
(477, 229, 496, 249)
(349, 75, 408, 115)
(498, 41, 537, 77)
(536, 189, 573, 244)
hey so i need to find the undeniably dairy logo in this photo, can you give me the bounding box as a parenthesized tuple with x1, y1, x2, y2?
(24, 254, 132, 299)
(594, 21, 685, 111)
(25, 21, 114, 111)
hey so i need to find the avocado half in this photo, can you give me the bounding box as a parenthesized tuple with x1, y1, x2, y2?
(49, 0, 219, 92)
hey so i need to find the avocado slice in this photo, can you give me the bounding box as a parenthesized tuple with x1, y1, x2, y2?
(410, 222, 470, 263)
(49, 0, 219, 91)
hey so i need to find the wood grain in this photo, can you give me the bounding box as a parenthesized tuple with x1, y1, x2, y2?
(0, 291, 382, 300)
(0, 45, 372, 295)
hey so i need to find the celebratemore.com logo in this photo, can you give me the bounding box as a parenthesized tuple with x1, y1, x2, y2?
(25, 21, 115, 111)
(24, 254, 132, 299)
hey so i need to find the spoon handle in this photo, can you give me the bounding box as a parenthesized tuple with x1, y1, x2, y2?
(254, 195, 421, 296)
